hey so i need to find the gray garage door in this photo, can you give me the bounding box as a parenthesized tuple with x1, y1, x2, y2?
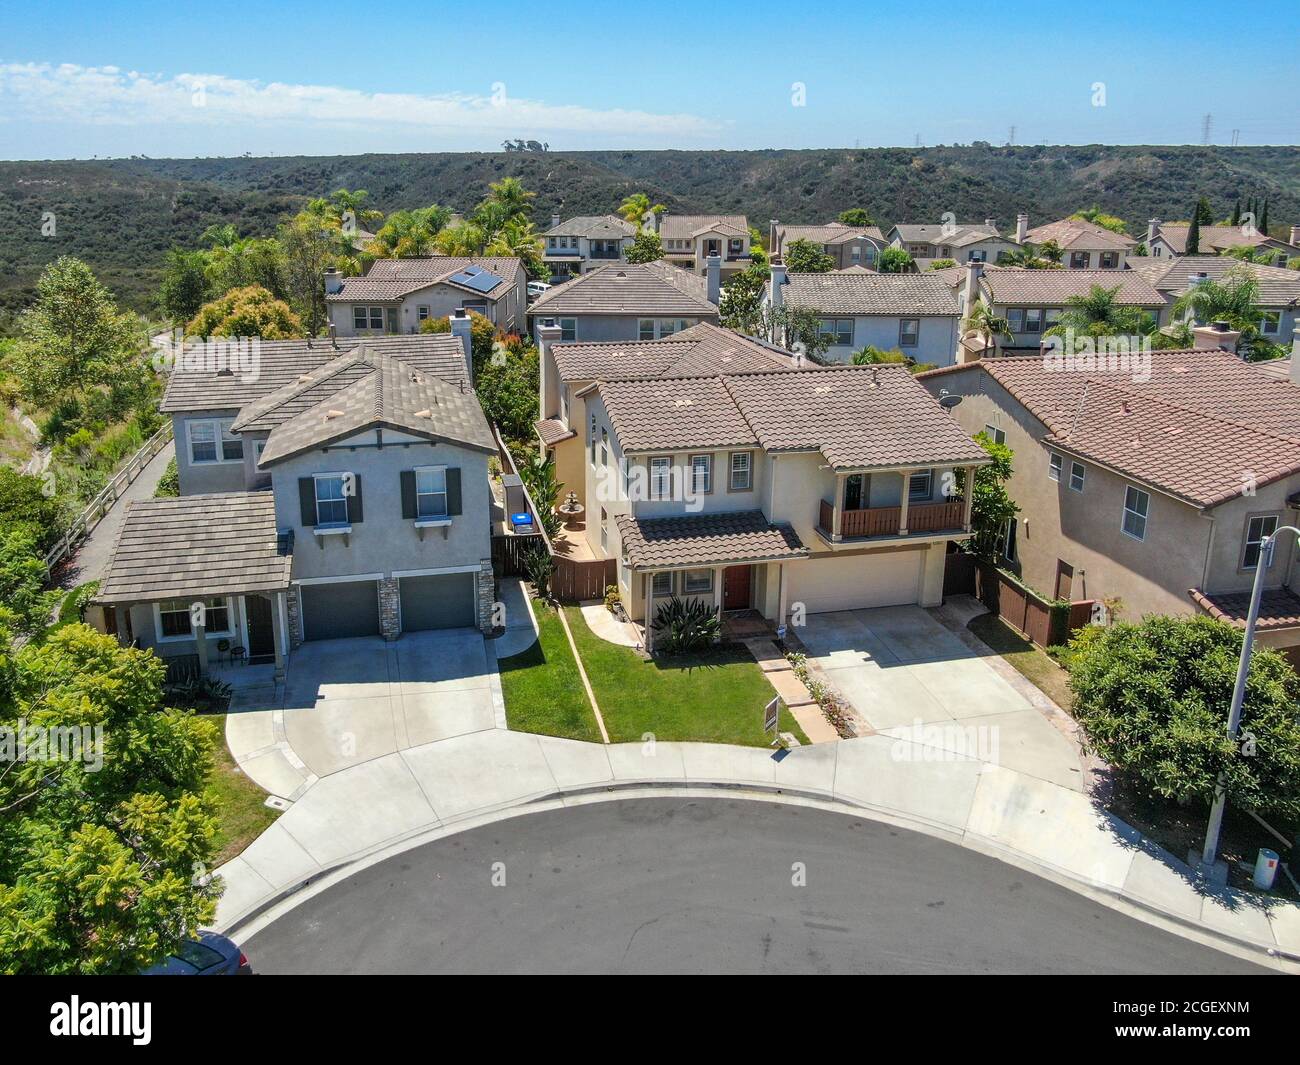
(400, 573, 476, 632)
(300, 580, 381, 641)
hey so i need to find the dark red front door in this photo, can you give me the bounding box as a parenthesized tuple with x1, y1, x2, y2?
(723, 565, 752, 610)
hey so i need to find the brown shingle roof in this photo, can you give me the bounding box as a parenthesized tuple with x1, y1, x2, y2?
(981, 268, 1163, 306)
(551, 323, 802, 383)
(528, 260, 717, 317)
(598, 376, 758, 451)
(616, 510, 807, 569)
(327, 256, 521, 302)
(96, 493, 293, 605)
(781, 271, 960, 316)
(1023, 218, 1135, 251)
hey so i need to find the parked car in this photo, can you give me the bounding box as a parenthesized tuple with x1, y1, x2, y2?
(526, 280, 551, 301)
(142, 931, 251, 974)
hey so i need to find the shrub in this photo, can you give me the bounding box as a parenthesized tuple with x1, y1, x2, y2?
(154, 457, 179, 498)
(652, 595, 721, 654)
(603, 585, 622, 614)
(522, 542, 555, 600)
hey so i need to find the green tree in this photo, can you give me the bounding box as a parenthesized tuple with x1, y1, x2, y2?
(484, 215, 545, 279)
(1067, 616, 1300, 819)
(519, 453, 563, 540)
(963, 298, 1014, 351)
(434, 221, 488, 256)
(204, 236, 287, 301)
(186, 284, 304, 339)
(158, 249, 211, 323)
(1185, 211, 1201, 254)
(0, 466, 68, 552)
(850, 346, 934, 373)
(617, 192, 666, 231)
(1259, 200, 1269, 236)
(1070, 207, 1129, 235)
(928, 258, 957, 270)
(0, 525, 56, 637)
(838, 208, 873, 226)
(474, 343, 539, 444)
(370, 205, 452, 257)
(277, 213, 339, 336)
(784, 238, 836, 273)
(877, 247, 914, 273)
(1044, 284, 1156, 341)
(1171, 266, 1272, 357)
(718, 266, 767, 332)
(419, 308, 498, 370)
(624, 230, 664, 264)
(0, 624, 220, 974)
(1230, 199, 1241, 226)
(964, 431, 1017, 559)
(1194, 196, 1214, 225)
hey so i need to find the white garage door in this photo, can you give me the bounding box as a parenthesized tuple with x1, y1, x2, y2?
(789, 550, 922, 614)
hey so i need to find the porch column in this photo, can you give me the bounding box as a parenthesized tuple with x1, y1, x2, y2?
(271, 590, 288, 682)
(714, 566, 723, 618)
(962, 465, 976, 531)
(776, 563, 788, 636)
(114, 606, 130, 646)
(193, 603, 209, 677)
(644, 573, 654, 654)
(898, 471, 910, 535)
(832, 473, 844, 542)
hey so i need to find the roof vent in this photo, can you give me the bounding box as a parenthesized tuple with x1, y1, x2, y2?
(674, 398, 694, 407)
(870, 367, 880, 388)
(814, 385, 832, 395)
(216, 367, 234, 377)
(414, 408, 432, 419)
(297, 374, 314, 383)
(614, 271, 627, 279)
(325, 409, 344, 419)
(1119, 401, 1131, 415)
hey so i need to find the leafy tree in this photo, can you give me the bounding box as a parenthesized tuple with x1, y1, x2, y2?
(1070, 207, 1129, 235)
(718, 266, 767, 331)
(519, 453, 563, 540)
(277, 213, 339, 336)
(998, 243, 1063, 269)
(0, 525, 56, 637)
(784, 238, 835, 273)
(419, 308, 497, 369)
(9, 257, 144, 408)
(618, 192, 666, 231)
(474, 343, 539, 444)
(304, 188, 383, 231)
(186, 284, 304, 339)
(928, 258, 957, 270)
(1194, 196, 1215, 225)
(158, 249, 211, 323)
(624, 230, 664, 264)
(963, 298, 1013, 351)
(850, 346, 934, 373)
(434, 221, 488, 256)
(1044, 284, 1156, 341)
(204, 236, 286, 302)
(750, 304, 831, 360)
(1230, 199, 1241, 226)
(370, 205, 451, 257)
(484, 216, 545, 279)
(1185, 210, 1201, 254)
(877, 247, 914, 273)
(964, 431, 1017, 559)
(199, 223, 239, 250)
(0, 466, 68, 552)
(1172, 266, 1273, 357)
(1067, 616, 1300, 819)
(1259, 200, 1269, 236)
(0, 625, 220, 974)
(838, 208, 873, 226)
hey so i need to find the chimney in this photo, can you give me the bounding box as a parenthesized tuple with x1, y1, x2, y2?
(536, 318, 562, 419)
(705, 252, 722, 306)
(964, 260, 984, 315)
(1015, 213, 1028, 244)
(984, 218, 997, 232)
(1290, 324, 1300, 386)
(651, 210, 662, 234)
(1147, 218, 1161, 247)
(450, 308, 473, 380)
(324, 267, 343, 295)
(769, 258, 786, 312)
(1290, 225, 1300, 246)
(1192, 320, 1241, 353)
(769, 219, 780, 257)
(551, 212, 561, 231)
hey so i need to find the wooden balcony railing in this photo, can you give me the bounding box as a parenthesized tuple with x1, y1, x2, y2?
(818, 499, 966, 540)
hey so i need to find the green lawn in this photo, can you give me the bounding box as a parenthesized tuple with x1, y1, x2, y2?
(967, 612, 1074, 712)
(499, 602, 603, 743)
(563, 606, 810, 747)
(204, 714, 281, 866)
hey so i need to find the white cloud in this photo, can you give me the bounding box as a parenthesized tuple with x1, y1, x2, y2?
(0, 61, 723, 137)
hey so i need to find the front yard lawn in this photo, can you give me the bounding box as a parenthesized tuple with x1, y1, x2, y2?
(563, 606, 810, 747)
(499, 601, 603, 743)
(967, 612, 1073, 711)
(204, 714, 280, 866)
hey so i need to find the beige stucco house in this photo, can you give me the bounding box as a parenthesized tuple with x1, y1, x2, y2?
(770, 220, 887, 269)
(1018, 214, 1136, 269)
(656, 213, 753, 277)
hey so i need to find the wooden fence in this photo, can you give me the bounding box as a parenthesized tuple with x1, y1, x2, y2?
(973, 562, 1094, 648)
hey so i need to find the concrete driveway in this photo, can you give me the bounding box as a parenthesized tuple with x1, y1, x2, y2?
(228, 628, 500, 797)
(797, 607, 1083, 790)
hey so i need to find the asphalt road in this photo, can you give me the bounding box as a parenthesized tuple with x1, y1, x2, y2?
(246, 797, 1267, 974)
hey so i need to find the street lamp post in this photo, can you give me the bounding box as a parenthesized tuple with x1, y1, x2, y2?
(1197, 525, 1300, 877)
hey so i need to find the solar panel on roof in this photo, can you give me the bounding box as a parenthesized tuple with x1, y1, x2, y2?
(449, 265, 504, 293)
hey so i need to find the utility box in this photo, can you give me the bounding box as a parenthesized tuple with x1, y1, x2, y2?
(1253, 848, 1279, 890)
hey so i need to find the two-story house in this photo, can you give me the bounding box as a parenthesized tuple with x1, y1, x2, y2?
(325, 256, 527, 337)
(1018, 214, 1135, 269)
(884, 221, 1020, 267)
(770, 220, 887, 269)
(1144, 220, 1300, 267)
(655, 214, 752, 277)
(92, 324, 498, 680)
(532, 323, 987, 646)
(1129, 255, 1300, 339)
(918, 331, 1300, 664)
(526, 258, 721, 343)
(541, 213, 637, 280)
(767, 262, 962, 365)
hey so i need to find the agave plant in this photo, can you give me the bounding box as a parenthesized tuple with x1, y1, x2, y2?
(652, 595, 722, 654)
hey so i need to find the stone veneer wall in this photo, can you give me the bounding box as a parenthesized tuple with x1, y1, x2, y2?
(378, 577, 401, 641)
(286, 586, 302, 650)
(477, 559, 496, 634)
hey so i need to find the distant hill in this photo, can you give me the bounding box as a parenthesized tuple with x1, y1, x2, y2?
(1, 145, 1297, 317)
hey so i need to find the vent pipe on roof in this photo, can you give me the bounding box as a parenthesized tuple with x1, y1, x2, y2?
(328, 323, 338, 349)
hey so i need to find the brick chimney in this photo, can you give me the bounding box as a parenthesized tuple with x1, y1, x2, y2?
(705, 252, 722, 305)
(450, 308, 474, 380)
(1015, 213, 1028, 243)
(1192, 320, 1241, 353)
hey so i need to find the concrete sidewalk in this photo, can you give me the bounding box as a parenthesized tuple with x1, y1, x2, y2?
(212, 728, 1300, 969)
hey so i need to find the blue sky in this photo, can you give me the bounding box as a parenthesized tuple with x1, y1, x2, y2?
(1, 0, 1296, 159)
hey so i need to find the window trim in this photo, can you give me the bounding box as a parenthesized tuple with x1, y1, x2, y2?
(682, 568, 714, 595)
(1121, 485, 1150, 542)
(728, 451, 753, 492)
(818, 318, 854, 346)
(983, 424, 1006, 445)
(413, 464, 449, 520)
(651, 571, 674, 597)
(649, 455, 672, 500)
(153, 596, 235, 644)
(689, 453, 712, 495)
(898, 318, 920, 348)
(558, 318, 576, 342)
(1240, 512, 1280, 572)
(186, 418, 242, 466)
(313, 471, 352, 529)
(908, 468, 933, 501)
(1048, 452, 1062, 482)
(1069, 461, 1085, 493)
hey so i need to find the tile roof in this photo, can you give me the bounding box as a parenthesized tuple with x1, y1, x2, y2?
(544, 215, 636, 239)
(890, 223, 1001, 244)
(535, 417, 576, 447)
(1189, 587, 1300, 630)
(1023, 218, 1136, 251)
(327, 256, 521, 302)
(551, 323, 804, 382)
(776, 222, 886, 247)
(527, 260, 718, 317)
(96, 492, 293, 605)
(160, 335, 468, 413)
(659, 214, 749, 240)
(1254, 357, 1293, 381)
(980, 268, 1164, 306)
(1152, 224, 1298, 255)
(255, 348, 495, 466)
(781, 271, 961, 316)
(598, 376, 759, 451)
(919, 350, 1300, 508)
(616, 510, 807, 569)
(1128, 256, 1300, 306)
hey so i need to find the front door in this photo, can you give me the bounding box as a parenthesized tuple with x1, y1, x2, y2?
(723, 565, 752, 611)
(245, 594, 275, 659)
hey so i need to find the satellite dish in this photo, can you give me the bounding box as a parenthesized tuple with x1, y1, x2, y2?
(939, 394, 963, 409)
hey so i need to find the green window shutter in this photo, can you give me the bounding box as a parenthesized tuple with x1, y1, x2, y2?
(346, 474, 363, 524)
(400, 470, 417, 519)
(446, 467, 462, 516)
(298, 478, 316, 526)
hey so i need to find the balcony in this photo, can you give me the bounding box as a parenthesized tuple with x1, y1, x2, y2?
(589, 247, 622, 259)
(818, 498, 967, 542)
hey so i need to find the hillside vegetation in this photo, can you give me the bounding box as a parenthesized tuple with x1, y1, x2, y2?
(2, 145, 1298, 315)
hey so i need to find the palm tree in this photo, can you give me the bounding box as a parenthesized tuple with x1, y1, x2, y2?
(200, 223, 239, 250)
(1044, 284, 1155, 340)
(1172, 267, 1272, 356)
(328, 188, 384, 228)
(618, 192, 666, 231)
(370, 206, 451, 257)
(963, 298, 1013, 354)
(998, 243, 1062, 269)
(484, 177, 535, 218)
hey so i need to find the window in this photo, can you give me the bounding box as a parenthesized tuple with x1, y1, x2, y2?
(908, 469, 932, 500)
(352, 306, 383, 330)
(1024, 309, 1043, 333)
(984, 424, 1006, 445)
(187, 419, 239, 464)
(1048, 453, 1062, 482)
(819, 319, 854, 346)
(1069, 462, 1086, 492)
(1261, 315, 1279, 335)
(559, 318, 576, 342)
(1242, 514, 1279, 570)
(157, 597, 231, 640)
(728, 238, 744, 256)
(415, 466, 448, 518)
(600, 427, 609, 466)
(652, 571, 673, 596)
(729, 451, 752, 491)
(221, 422, 243, 461)
(1007, 308, 1025, 332)
(850, 245, 861, 262)
(1070, 251, 1090, 268)
(899, 318, 920, 347)
(638, 318, 656, 341)
(683, 569, 713, 594)
(590, 414, 597, 462)
(600, 507, 608, 552)
(690, 454, 711, 494)
(660, 319, 688, 337)
(1044, 308, 1062, 330)
(1100, 252, 1118, 269)
(1122, 486, 1149, 541)
(314, 474, 350, 526)
(649, 456, 672, 500)
(418, 305, 431, 321)
(966, 250, 987, 262)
